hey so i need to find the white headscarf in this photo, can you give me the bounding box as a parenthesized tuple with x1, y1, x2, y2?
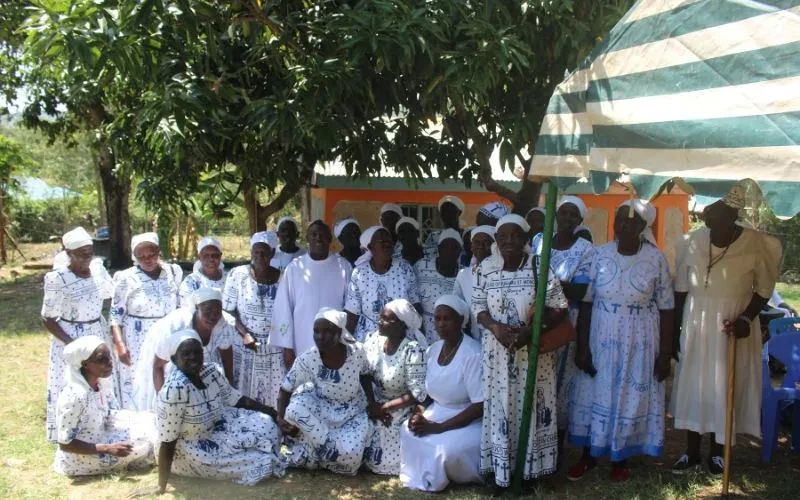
(480, 202, 510, 221)
(483, 214, 532, 273)
(334, 217, 360, 240)
(355, 225, 390, 267)
(380, 204, 403, 217)
(557, 195, 587, 219)
(438, 195, 465, 213)
(62, 227, 93, 250)
(250, 231, 278, 249)
(193, 236, 224, 274)
(471, 225, 496, 242)
(167, 329, 202, 357)
(619, 199, 657, 246)
(314, 307, 356, 344)
(192, 286, 222, 307)
(434, 294, 470, 328)
(395, 216, 420, 232)
(437, 228, 464, 248)
(384, 298, 428, 347)
(277, 216, 298, 231)
(497, 214, 530, 234)
(63, 335, 106, 390)
(526, 207, 545, 217)
(130, 232, 159, 265)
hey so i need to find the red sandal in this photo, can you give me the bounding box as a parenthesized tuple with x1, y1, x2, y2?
(566, 461, 596, 482)
(610, 466, 632, 482)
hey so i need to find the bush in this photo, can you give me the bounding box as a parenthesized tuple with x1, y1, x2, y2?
(7, 197, 89, 243)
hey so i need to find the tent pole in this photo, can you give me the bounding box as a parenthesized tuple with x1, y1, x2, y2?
(512, 181, 557, 494)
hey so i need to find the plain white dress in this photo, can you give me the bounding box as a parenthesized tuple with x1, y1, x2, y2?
(400, 336, 484, 492)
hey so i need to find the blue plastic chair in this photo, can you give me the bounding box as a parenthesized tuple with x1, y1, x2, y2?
(761, 331, 800, 462)
(769, 316, 800, 338)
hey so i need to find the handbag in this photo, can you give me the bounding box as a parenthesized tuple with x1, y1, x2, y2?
(531, 255, 576, 354)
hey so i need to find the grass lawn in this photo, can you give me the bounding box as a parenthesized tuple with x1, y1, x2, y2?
(1, 254, 798, 498)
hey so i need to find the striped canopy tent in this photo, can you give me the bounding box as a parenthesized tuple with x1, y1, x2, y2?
(513, 0, 800, 493)
(528, 0, 800, 217)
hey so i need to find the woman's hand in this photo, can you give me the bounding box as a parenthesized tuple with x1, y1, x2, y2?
(282, 349, 296, 370)
(488, 322, 517, 349)
(724, 318, 751, 339)
(276, 417, 299, 437)
(116, 345, 132, 367)
(409, 414, 442, 436)
(653, 354, 671, 382)
(98, 442, 134, 457)
(574, 347, 597, 377)
(368, 402, 392, 427)
(241, 332, 258, 352)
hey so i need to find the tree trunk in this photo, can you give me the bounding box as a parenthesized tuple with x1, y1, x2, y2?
(96, 141, 131, 268)
(0, 184, 7, 264)
(243, 182, 265, 232)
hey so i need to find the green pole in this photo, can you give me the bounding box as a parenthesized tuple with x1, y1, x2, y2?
(512, 180, 558, 494)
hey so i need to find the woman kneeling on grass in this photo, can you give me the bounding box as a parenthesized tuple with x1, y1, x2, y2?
(54, 336, 156, 477)
(277, 308, 378, 475)
(155, 330, 285, 491)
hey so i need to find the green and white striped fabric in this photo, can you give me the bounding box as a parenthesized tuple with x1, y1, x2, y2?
(530, 0, 800, 216)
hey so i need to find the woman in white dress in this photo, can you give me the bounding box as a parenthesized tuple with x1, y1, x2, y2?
(424, 196, 465, 255)
(396, 217, 425, 266)
(473, 214, 568, 488)
(179, 237, 227, 307)
(345, 226, 420, 341)
(155, 330, 285, 491)
(363, 299, 428, 475)
(531, 196, 596, 456)
(272, 217, 307, 272)
(42, 227, 114, 442)
(334, 217, 364, 267)
(567, 200, 674, 482)
(54, 336, 156, 476)
(453, 225, 495, 341)
(476, 202, 509, 227)
(670, 185, 781, 476)
(277, 308, 378, 475)
(222, 231, 284, 405)
(414, 229, 463, 343)
(400, 295, 483, 492)
(132, 287, 237, 411)
(110, 233, 182, 409)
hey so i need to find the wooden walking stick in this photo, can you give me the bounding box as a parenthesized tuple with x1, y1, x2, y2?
(722, 334, 737, 497)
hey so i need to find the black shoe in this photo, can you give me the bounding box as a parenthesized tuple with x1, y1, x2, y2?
(708, 455, 724, 477)
(671, 454, 701, 475)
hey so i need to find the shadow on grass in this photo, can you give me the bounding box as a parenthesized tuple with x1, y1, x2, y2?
(0, 271, 47, 334)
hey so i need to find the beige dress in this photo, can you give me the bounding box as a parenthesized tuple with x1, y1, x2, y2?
(670, 227, 781, 444)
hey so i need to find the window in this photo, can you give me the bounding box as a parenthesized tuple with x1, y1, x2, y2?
(401, 204, 438, 243)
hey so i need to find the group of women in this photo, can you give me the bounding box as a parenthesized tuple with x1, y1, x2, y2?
(41, 187, 778, 492)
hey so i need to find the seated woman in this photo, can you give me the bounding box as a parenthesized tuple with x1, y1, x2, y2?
(277, 308, 378, 476)
(363, 299, 428, 475)
(400, 295, 483, 492)
(54, 336, 156, 477)
(156, 330, 285, 490)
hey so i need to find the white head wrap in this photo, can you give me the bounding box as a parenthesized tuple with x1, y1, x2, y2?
(574, 223, 593, 239)
(526, 207, 545, 217)
(167, 329, 202, 357)
(479, 202, 510, 221)
(355, 225, 390, 267)
(380, 204, 403, 217)
(557, 195, 587, 219)
(192, 286, 222, 307)
(314, 307, 356, 344)
(482, 214, 533, 273)
(496, 214, 530, 233)
(384, 299, 428, 347)
(334, 217, 360, 240)
(131, 232, 159, 255)
(437, 228, 464, 248)
(62, 227, 93, 251)
(395, 216, 420, 232)
(277, 216, 298, 231)
(619, 199, 657, 246)
(197, 236, 222, 254)
(434, 294, 470, 328)
(438, 195, 465, 213)
(250, 231, 278, 249)
(63, 335, 106, 390)
(471, 225, 496, 242)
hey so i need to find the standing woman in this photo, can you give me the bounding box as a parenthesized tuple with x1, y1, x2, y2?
(42, 227, 114, 442)
(567, 200, 674, 482)
(110, 233, 182, 409)
(396, 217, 425, 266)
(424, 195, 464, 254)
(53, 336, 156, 477)
(272, 217, 306, 272)
(277, 308, 378, 475)
(222, 231, 284, 405)
(531, 196, 596, 456)
(526, 207, 545, 242)
(363, 299, 428, 475)
(473, 215, 568, 488)
(345, 226, 420, 342)
(179, 237, 227, 307)
(414, 229, 463, 343)
(399, 295, 484, 492)
(453, 225, 495, 341)
(334, 217, 363, 267)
